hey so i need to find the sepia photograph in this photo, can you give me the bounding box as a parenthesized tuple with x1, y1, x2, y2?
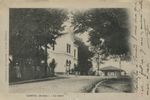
(9, 8, 134, 93)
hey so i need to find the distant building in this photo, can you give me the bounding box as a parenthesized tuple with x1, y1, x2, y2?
(47, 33, 78, 74)
(92, 56, 133, 76)
(100, 66, 126, 78)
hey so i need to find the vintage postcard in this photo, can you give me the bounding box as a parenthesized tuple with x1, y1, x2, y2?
(0, 0, 150, 100)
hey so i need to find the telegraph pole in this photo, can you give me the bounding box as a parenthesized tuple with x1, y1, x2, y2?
(97, 52, 100, 76)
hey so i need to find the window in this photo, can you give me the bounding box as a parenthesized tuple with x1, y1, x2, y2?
(67, 44, 69, 53)
(66, 44, 71, 53)
(66, 60, 71, 66)
(66, 60, 68, 66)
(74, 49, 76, 58)
(69, 45, 71, 53)
(69, 60, 71, 65)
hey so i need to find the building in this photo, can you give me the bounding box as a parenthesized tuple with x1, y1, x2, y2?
(47, 13, 79, 75)
(100, 66, 126, 78)
(47, 33, 78, 74)
(92, 55, 134, 76)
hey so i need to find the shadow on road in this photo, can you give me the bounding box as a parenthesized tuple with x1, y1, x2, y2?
(95, 77, 133, 93)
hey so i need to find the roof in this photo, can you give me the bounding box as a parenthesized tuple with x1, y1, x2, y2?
(100, 66, 124, 71)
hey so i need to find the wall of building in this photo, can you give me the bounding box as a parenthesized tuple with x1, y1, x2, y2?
(47, 33, 78, 74)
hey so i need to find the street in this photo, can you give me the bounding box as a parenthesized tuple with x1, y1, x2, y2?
(9, 75, 103, 93)
(9, 76, 132, 93)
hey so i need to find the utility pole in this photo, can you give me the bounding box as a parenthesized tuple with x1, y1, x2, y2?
(97, 52, 100, 76)
(119, 55, 122, 76)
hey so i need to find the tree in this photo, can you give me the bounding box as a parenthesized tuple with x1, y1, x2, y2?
(9, 8, 67, 77)
(90, 44, 108, 75)
(74, 38, 93, 75)
(73, 8, 130, 56)
(73, 9, 131, 71)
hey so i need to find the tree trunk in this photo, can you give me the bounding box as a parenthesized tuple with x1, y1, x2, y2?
(97, 53, 100, 76)
(44, 44, 48, 77)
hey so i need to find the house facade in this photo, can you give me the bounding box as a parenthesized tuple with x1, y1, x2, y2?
(47, 33, 78, 74)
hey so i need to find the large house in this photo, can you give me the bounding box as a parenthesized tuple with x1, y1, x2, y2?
(47, 33, 78, 74)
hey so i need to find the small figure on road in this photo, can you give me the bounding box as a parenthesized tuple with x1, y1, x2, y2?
(14, 63, 22, 81)
(50, 59, 57, 76)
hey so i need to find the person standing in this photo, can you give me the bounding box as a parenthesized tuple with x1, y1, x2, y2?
(50, 59, 57, 76)
(14, 63, 22, 81)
